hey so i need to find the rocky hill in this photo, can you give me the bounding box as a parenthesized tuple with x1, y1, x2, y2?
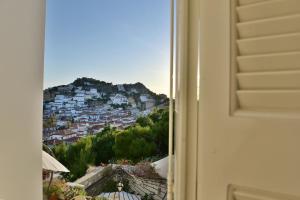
(43, 77, 168, 106)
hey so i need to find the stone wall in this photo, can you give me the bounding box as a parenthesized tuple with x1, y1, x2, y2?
(75, 165, 113, 189)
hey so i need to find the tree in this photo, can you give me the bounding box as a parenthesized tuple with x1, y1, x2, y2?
(92, 126, 116, 165)
(53, 137, 94, 181)
(136, 116, 153, 127)
(53, 143, 67, 166)
(151, 110, 169, 155)
(113, 126, 156, 162)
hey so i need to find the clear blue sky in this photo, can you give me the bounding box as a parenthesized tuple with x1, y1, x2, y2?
(44, 0, 170, 95)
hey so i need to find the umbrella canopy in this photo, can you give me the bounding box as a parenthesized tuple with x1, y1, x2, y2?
(151, 156, 174, 179)
(42, 150, 69, 172)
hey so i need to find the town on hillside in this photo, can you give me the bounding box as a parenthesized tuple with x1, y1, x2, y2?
(43, 77, 168, 147)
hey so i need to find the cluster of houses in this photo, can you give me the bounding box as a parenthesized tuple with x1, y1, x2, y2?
(43, 85, 158, 147)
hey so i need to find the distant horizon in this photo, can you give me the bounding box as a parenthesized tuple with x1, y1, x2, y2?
(44, 0, 170, 95)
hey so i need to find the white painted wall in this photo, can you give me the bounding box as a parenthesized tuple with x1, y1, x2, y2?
(0, 0, 45, 199)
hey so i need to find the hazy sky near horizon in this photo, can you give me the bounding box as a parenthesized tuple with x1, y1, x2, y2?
(44, 0, 170, 95)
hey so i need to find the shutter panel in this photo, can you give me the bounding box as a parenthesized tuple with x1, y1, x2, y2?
(232, 0, 300, 112)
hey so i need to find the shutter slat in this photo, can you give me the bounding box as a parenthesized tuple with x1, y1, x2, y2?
(237, 90, 300, 110)
(237, 52, 300, 72)
(237, 14, 300, 38)
(237, 33, 300, 55)
(237, 0, 300, 22)
(237, 71, 300, 89)
(238, 0, 270, 6)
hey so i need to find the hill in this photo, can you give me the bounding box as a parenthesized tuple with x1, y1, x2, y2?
(43, 77, 168, 106)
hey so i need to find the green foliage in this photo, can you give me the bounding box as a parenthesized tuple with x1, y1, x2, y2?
(92, 126, 116, 165)
(113, 126, 156, 162)
(53, 137, 95, 181)
(53, 143, 68, 165)
(52, 109, 169, 181)
(136, 116, 154, 127)
(151, 110, 169, 155)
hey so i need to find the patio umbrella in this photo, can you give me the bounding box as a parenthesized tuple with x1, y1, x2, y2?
(151, 156, 169, 179)
(42, 150, 69, 192)
(42, 150, 69, 172)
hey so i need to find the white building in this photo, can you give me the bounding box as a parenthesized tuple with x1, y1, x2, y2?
(54, 95, 67, 108)
(47, 134, 64, 140)
(55, 95, 66, 102)
(90, 88, 98, 94)
(73, 93, 85, 106)
(140, 95, 148, 103)
(140, 95, 156, 110)
(110, 94, 128, 105)
(56, 120, 67, 127)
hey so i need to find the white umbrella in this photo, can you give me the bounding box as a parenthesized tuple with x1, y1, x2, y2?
(151, 156, 174, 179)
(42, 150, 69, 172)
(42, 150, 70, 192)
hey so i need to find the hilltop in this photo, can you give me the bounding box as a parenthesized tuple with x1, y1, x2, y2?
(43, 77, 168, 106)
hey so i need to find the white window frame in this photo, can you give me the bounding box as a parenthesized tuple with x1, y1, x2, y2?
(171, 0, 200, 200)
(0, 0, 201, 199)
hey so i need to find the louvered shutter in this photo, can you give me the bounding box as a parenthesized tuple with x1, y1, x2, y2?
(232, 0, 300, 112)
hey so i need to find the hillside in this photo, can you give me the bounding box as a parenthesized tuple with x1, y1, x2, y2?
(43, 77, 168, 106)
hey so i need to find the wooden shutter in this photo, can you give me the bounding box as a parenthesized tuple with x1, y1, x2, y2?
(232, 0, 300, 112)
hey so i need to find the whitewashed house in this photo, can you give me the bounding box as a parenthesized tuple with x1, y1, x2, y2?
(73, 92, 85, 107)
(89, 88, 100, 98)
(140, 95, 155, 110)
(56, 120, 67, 128)
(110, 94, 128, 105)
(47, 134, 64, 140)
(54, 95, 67, 108)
